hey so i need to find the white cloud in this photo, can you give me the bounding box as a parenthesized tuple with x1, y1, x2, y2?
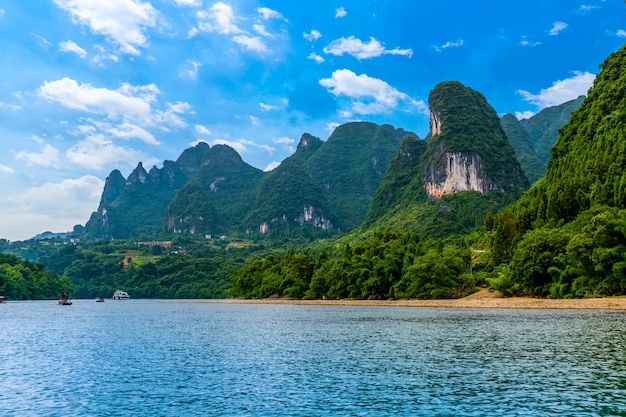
(0, 164, 15, 174)
(308, 52, 325, 63)
(104, 121, 159, 145)
(15, 143, 61, 168)
(256, 7, 283, 20)
(38, 77, 154, 121)
(433, 39, 464, 52)
(273, 136, 295, 152)
(53, 0, 158, 55)
(59, 40, 87, 58)
(515, 111, 535, 120)
(253, 24, 272, 37)
(180, 60, 201, 79)
(319, 69, 411, 116)
(517, 71, 594, 109)
(326, 122, 340, 133)
(577, 5, 598, 14)
(195, 124, 211, 135)
(303, 30, 321, 42)
(36, 77, 190, 129)
(549, 21, 568, 36)
(174, 0, 201, 7)
(0, 175, 104, 240)
(66, 135, 157, 169)
(520, 36, 541, 47)
(211, 139, 250, 155)
(249, 115, 261, 125)
(197, 2, 243, 35)
(232, 35, 267, 52)
(324, 36, 412, 59)
(263, 161, 280, 172)
(335, 7, 347, 18)
(260, 103, 277, 111)
(617, 30, 626, 38)
(31, 33, 52, 49)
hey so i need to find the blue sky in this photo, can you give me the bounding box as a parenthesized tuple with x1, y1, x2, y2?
(0, 0, 624, 241)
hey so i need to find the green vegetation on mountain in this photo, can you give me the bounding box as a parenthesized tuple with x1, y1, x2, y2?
(165, 180, 221, 234)
(520, 95, 585, 163)
(486, 43, 626, 297)
(305, 122, 418, 230)
(246, 158, 335, 235)
(500, 97, 584, 184)
(0, 253, 72, 300)
(500, 114, 546, 184)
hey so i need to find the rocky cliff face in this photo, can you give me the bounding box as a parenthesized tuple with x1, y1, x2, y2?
(423, 152, 501, 199)
(421, 81, 528, 200)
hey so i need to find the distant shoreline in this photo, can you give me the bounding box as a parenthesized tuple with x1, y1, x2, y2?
(186, 289, 626, 310)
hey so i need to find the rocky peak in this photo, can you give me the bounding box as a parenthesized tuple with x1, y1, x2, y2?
(422, 81, 528, 200)
(127, 162, 148, 185)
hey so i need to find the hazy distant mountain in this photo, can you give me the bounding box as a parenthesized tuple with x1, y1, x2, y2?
(500, 96, 584, 184)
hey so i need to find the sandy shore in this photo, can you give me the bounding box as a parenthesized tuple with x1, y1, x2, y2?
(196, 288, 626, 310)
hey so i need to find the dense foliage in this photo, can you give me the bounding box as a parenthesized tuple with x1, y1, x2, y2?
(486, 43, 626, 298)
(0, 253, 72, 300)
(500, 114, 546, 184)
(231, 231, 477, 300)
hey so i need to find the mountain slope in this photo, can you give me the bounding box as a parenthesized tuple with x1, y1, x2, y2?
(305, 122, 418, 230)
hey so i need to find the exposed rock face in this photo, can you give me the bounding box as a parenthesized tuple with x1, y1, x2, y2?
(423, 152, 501, 199)
(421, 81, 528, 200)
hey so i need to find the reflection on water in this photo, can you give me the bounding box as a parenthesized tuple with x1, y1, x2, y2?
(1, 300, 625, 416)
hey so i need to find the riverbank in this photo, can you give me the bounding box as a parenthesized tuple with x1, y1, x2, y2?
(199, 288, 626, 310)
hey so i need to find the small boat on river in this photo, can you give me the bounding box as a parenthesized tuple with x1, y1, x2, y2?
(112, 290, 130, 300)
(96, 296, 105, 302)
(58, 293, 72, 305)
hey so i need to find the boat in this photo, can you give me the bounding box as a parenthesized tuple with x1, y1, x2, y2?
(96, 296, 105, 302)
(0, 296, 4, 303)
(58, 293, 72, 305)
(112, 290, 130, 300)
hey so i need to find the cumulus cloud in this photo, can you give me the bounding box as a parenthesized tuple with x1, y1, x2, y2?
(53, 0, 157, 54)
(324, 36, 412, 59)
(335, 7, 347, 18)
(232, 35, 267, 52)
(319, 69, 415, 116)
(256, 7, 283, 20)
(517, 71, 594, 109)
(549, 21, 568, 36)
(197, 2, 243, 35)
(211, 138, 251, 155)
(15, 143, 61, 168)
(617, 30, 626, 38)
(303, 30, 322, 42)
(0, 175, 104, 240)
(59, 40, 87, 58)
(259, 103, 277, 111)
(433, 39, 464, 52)
(66, 135, 157, 169)
(36, 77, 190, 131)
(308, 52, 325, 63)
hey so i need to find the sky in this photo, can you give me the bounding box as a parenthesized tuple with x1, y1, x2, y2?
(0, 0, 624, 241)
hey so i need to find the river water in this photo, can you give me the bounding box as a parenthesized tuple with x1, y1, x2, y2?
(1, 300, 625, 416)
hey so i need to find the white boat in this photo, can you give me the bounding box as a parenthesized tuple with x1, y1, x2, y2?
(112, 290, 130, 300)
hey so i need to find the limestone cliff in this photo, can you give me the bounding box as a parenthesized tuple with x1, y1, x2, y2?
(422, 81, 528, 200)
